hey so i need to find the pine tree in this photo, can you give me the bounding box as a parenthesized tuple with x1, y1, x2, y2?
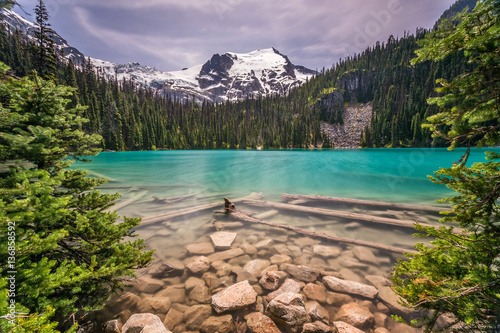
(33, 0, 56, 81)
(391, 1, 500, 331)
(0, 63, 153, 332)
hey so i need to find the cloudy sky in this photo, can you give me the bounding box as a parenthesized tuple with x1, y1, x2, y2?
(13, 0, 457, 72)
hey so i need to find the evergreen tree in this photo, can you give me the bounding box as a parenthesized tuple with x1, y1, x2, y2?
(33, 0, 56, 81)
(391, 1, 500, 331)
(0, 63, 153, 332)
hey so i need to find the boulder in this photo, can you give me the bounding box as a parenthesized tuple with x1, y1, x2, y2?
(150, 260, 185, 278)
(323, 276, 378, 299)
(189, 283, 211, 304)
(163, 308, 184, 331)
(374, 312, 388, 328)
(352, 246, 378, 264)
(208, 248, 245, 261)
(200, 315, 236, 333)
(183, 304, 212, 331)
(333, 321, 365, 333)
(244, 259, 271, 277)
(244, 312, 281, 333)
(303, 283, 327, 303)
(266, 278, 301, 301)
(272, 243, 293, 256)
(136, 297, 172, 314)
(132, 277, 164, 294)
(186, 242, 215, 255)
(313, 245, 341, 258)
(211, 280, 257, 314)
(302, 321, 335, 333)
(186, 256, 211, 275)
(155, 284, 186, 303)
(259, 271, 282, 291)
(305, 301, 329, 323)
(334, 302, 374, 330)
(266, 292, 310, 332)
(103, 320, 121, 333)
(285, 265, 321, 283)
(210, 232, 237, 250)
(122, 313, 170, 333)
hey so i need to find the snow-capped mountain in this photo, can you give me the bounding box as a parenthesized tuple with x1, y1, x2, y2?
(1, 9, 316, 102)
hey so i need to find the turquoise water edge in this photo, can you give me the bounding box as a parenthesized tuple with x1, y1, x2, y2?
(75, 147, 498, 205)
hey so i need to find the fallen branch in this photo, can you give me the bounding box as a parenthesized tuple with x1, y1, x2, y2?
(243, 198, 434, 229)
(282, 193, 448, 214)
(140, 193, 262, 226)
(151, 192, 198, 204)
(229, 209, 416, 254)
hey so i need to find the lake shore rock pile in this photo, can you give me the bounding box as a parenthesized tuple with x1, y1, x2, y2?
(101, 229, 421, 333)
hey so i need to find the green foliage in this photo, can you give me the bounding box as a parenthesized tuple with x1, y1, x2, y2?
(0, 63, 153, 331)
(391, 1, 500, 331)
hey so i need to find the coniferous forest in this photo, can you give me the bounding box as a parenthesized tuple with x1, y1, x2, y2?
(0, 5, 473, 151)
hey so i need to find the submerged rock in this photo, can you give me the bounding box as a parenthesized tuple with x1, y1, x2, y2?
(305, 301, 329, 323)
(136, 297, 172, 314)
(313, 245, 341, 258)
(302, 321, 335, 333)
(244, 312, 281, 333)
(210, 232, 237, 250)
(244, 259, 271, 277)
(183, 304, 212, 331)
(186, 242, 215, 255)
(333, 321, 365, 333)
(186, 256, 211, 274)
(208, 248, 245, 261)
(266, 292, 310, 332)
(352, 246, 378, 264)
(103, 319, 122, 333)
(259, 271, 282, 291)
(211, 280, 257, 314)
(150, 260, 185, 278)
(323, 276, 378, 299)
(163, 308, 184, 331)
(122, 313, 170, 333)
(200, 315, 236, 333)
(303, 282, 327, 304)
(132, 277, 164, 293)
(334, 302, 374, 330)
(285, 264, 321, 283)
(266, 278, 301, 301)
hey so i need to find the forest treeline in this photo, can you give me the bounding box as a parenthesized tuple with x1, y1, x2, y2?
(0, 12, 470, 150)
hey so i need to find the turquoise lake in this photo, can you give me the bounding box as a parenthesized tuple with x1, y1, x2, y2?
(75, 147, 497, 205)
(82, 148, 498, 329)
(72, 147, 499, 252)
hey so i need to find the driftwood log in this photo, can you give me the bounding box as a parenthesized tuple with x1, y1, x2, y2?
(242, 198, 434, 229)
(282, 193, 448, 214)
(151, 192, 198, 204)
(140, 193, 262, 226)
(228, 208, 416, 254)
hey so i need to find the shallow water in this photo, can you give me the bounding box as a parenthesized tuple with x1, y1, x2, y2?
(73, 148, 499, 332)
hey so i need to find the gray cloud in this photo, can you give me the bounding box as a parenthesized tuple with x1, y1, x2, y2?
(14, 0, 457, 71)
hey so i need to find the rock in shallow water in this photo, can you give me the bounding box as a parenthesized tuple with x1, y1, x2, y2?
(186, 242, 215, 255)
(244, 312, 281, 333)
(211, 280, 257, 314)
(334, 302, 374, 330)
(183, 304, 212, 331)
(333, 321, 365, 333)
(266, 292, 310, 333)
(200, 314, 236, 333)
(122, 313, 171, 333)
(210, 232, 237, 250)
(186, 256, 211, 274)
(323, 276, 378, 299)
(285, 264, 321, 283)
(266, 278, 301, 301)
(302, 321, 335, 333)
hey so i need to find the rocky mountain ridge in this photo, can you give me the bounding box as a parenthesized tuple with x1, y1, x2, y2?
(1, 9, 315, 103)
